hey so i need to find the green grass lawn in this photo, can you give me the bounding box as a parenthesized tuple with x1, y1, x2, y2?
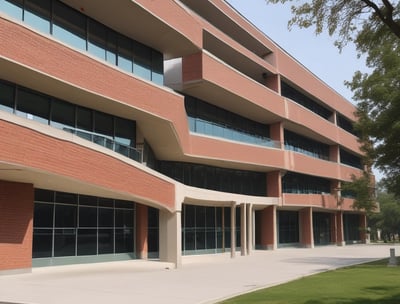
(219, 258, 400, 304)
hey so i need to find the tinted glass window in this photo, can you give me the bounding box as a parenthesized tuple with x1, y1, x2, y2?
(134, 41, 151, 80)
(0, 81, 14, 113)
(34, 203, 54, 228)
(51, 99, 75, 131)
(16, 89, 50, 124)
(55, 204, 77, 227)
(99, 208, 113, 227)
(24, 0, 51, 33)
(117, 35, 133, 73)
(54, 228, 76, 256)
(32, 228, 52, 258)
(88, 19, 106, 60)
(79, 206, 97, 227)
(77, 229, 97, 255)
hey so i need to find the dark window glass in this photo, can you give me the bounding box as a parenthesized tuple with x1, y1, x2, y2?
(98, 197, 114, 208)
(55, 192, 77, 205)
(284, 129, 330, 160)
(88, 19, 106, 60)
(184, 230, 195, 251)
(55, 205, 77, 228)
(34, 203, 54, 228)
(98, 228, 114, 254)
(117, 35, 133, 73)
(106, 30, 117, 65)
(77, 229, 97, 255)
(76, 106, 92, 131)
(94, 111, 113, 148)
(79, 206, 97, 227)
(196, 206, 206, 227)
(50, 99, 75, 131)
(16, 89, 50, 124)
(114, 200, 134, 209)
(281, 81, 332, 120)
(152, 50, 164, 85)
(206, 207, 215, 228)
(282, 172, 331, 194)
(134, 41, 151, 80)
(278, 211, 299, 244)
(24, 0, 51, 33)
(115, 209, 133, 228)
(313, 212, 331, 245)
(337, 114, 357, 135)
(34, 189, 54, 202)
(54, 228, 76, 256)
(340, 148, 363, 169)
(184, 205, 195, 228)
(206, 230, 215, 249)
(344, 214, 361, 242)
(115, 117, 135, 147)
(115, 228, 133, 253)
(53, 1, 86, 51)
(0, 81, 14, 113)
(99, 208, 113, 227)
(0, 0, 23, 20)
(196, 230, 206, 250)
(32, 228, 53, 258)
(79, 195, 97, 207)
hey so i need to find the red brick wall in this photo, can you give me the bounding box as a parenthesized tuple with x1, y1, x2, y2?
(299, 207, 313, 247)
(0, 120, 175, 209)
(0, 181, 34, 271)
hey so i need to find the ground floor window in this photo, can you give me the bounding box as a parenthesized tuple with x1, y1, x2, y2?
(278, 211, 299, 244)
(313, 212, 332, 245)
(33, 189, 135, 260)
(343, 213, 361, 243)
(181, 205, 240, 255)
(148, 207, 159, 258)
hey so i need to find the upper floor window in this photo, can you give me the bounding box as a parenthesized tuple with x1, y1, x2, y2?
(284, 130, 330, 161)
(185, 95, 278, 148)
(0, 0, 164, 85)
(340, 148, 363, 169)
(337, 114, 358, 136)
(282, 172, 331, 194)
(0, 79, 141, 162)
(281, 81, 332, 120)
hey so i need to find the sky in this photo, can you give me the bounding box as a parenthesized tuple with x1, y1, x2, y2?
(225, 0, 383, 181)
(225, 0, 368, 104)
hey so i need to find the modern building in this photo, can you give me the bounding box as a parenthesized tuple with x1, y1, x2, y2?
(0, 0, 369, 274)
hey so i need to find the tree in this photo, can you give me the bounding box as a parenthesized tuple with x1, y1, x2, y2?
(265, 1, 400, 50)
(266, 0, 400, 197)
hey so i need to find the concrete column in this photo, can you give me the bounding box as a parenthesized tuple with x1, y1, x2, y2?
(259, 205, 277, 250)
(0, 181, 34, 274)
(299, 207, 314, 248)
(240, 203, 247, 256)
(267, 171, 282, 197)
(159, 209, 182, 268)
(330, 145, 340, 163)
(230, 203, 236, 258)
(336, 211, 345, 246)
(136, 204, 148, 259)
(269, 123, 283, 150)
(246, 203, 252, 255)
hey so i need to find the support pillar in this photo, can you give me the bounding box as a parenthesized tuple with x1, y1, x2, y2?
(136, 204, 148, 259)
(336, 211, 345, 246)
(330, 213, 338, 244)
(230, 203, 236, 258)
(299, 207, 314, 248)
(159, 209, 181, 268)
(240, 203, 247, 256)
(246, 203, 252, 255)
(260, 205, 277, 250)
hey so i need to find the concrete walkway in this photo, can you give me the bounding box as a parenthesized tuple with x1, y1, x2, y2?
(0, 244, 398, 304)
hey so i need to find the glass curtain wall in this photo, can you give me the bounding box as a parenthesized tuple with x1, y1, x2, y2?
(0, 0, 163, 84)
(33, 189, 135, 264)
(278, 210, 299, 245)
(284, 130, 330, 160)
(0, 80, 140, 161)
(340, 148, 363, 169)
(313, 212, 331, 245)
(182, 205, 241, 255)
(282, 172, 331, 194)
(343, 213, 362, 243)
(147, 207, 159, 258)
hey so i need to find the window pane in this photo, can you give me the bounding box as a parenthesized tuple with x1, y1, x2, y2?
(115, 228, 133, 253)
(0, 81, 14, 113)
(99, 208, 113, 227)
(94, 111, 113, 137)
(50, 99, 75, 132)
(79, 195, 97, 206)
(24, 0, 51, 34)
(115, 117, 135, 147)
(35, 189, 54, 202)
(98, 228, 114, 254)
(79, 206, 97, 227)
(76, 106, 92, 140)
(106, 30, 117, 65)
(16, 89, 50, 124)
(98, 197, 114, 208)
(134, 42, 151, 81)
(34, 203, 54, 228)
(77, 229, 97, 255)
(55, 205, 77, 228)
(115, 209, 133, 228)
(88, 19, 106, 60)
(55, 192, 77, 205)
(54, 228, 76, 256)
(117, 35, 133, 73)
(0, 0, 23, 20)
(152, 50, 164, 85)
(53, 1, 86, 51)
(32, 228, 53, 258)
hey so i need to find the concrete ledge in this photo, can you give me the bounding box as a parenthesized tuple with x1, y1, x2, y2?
(0, 267, 31, 276)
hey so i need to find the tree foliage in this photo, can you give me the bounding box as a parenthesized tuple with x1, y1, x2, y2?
(265, 0, 400, 51)
(266, 0, 400, 197)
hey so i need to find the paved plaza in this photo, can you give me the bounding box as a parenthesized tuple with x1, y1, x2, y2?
(0, 244, 398, 304)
